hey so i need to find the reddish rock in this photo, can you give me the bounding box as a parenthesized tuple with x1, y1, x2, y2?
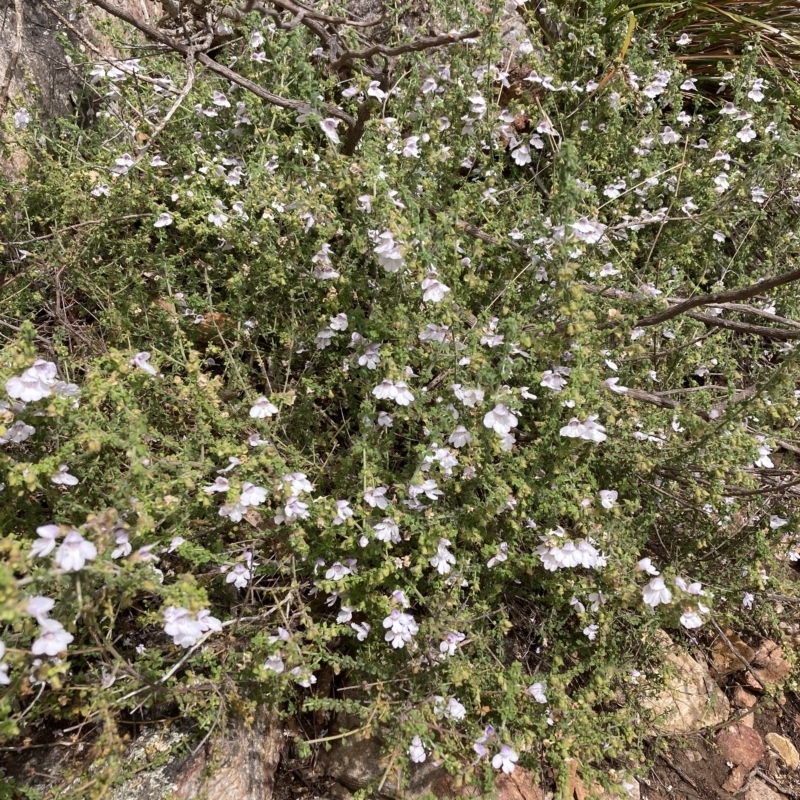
(733, 687, 758, 709)
(752, 641, 791, 687)
(722, 765, 750, 792)
(717, 723, 764, 771)
(497, 769, 545, 800)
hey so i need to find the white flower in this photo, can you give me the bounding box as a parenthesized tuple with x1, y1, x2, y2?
(336, 605, 354, 624)
(599, 490, 618, 509)
(448, 426, 472, 448)
(492, 745, 518, 774)
(487, 542, 508, 568)
(0, 420, 35, 444)
(659, 126, 681, 145)
(439, 631, 466, 657)
(512, 144, 531, 166)
(130, 352, 157, 375)
(444, 697, 467, 720)
(5, 360, 58, 402)
(55, 530, 97, 572)
(154, 212, 173, 228)
(714, 173, 729, 194)
(351, 621, 371, 641)
(226, 563, 251, 589)
(239, 482, 267, 506)
(32, 619, 74, 656)
(528, 681, 547, 703)
(377, 411, 394, 428)
(204, 477, 230, 494)
(393, 381, 414, 406)
(483, 404, 518, 436)
(468, 93, 487, 116)
(421, 270, 451, 303)
(329, 313, 348, 331)
(212, 90, 230, 107)
(374, 518, 401, 543)
(604, 377, 628, 394)
(409, 735, 427, 763)
(325, 562, 352, 581)
(676, 33, 691, 45)
(164, 606, 204, 648)
(13, 108, 31, 130)
(51, 465, 78, 486)
(560, 416, 606, 442)
(429, 538, 456, 574)
(207, 200, 229, 227)
(373, 231, 405, 272)
(26, 596, 55, 622)
(111, 530, 132, 559)
(642, 577, 672, 609)
(680, 609, 704, 629)
(743, 593, 755, 610)
(383, 609, 418, 648)
(583, 624, 599, 640)
(571, 217, 606, 244)
(264, 654, 285, 673)
(333, 500, 353, 525)
(249, 396, 279, 418)
(637, 558, 659, 576)
(540, 370, 567, 393)
(319, 118, 340, 144)
(31, 524, 61, 558)
(452, 385, 485, 407)
(737, 125, 756, 143)
(364, 486, 389, 509)
(312, 243, 339, 280)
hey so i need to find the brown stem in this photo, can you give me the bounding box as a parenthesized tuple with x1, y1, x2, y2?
(0, 0, 23, 124)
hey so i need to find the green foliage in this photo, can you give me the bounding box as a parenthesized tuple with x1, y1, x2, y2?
(0, 0, 799, 795)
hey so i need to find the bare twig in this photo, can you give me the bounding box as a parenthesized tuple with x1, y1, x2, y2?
(683, 310, 800, 340)
(9, 214, 151, 245)
(331, 28, 480, 69)
(635, 265, 800, 328)
(85, 0, 356, 126)
(0, 0, 23, 124)
(709, 618, 765, 690)
(134, 48, 195, 160)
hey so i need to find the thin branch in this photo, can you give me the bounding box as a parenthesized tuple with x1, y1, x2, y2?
(85, 0, 356, 126)
(0, 0, 23, 124)
(331, 28, 480, 69)
(683, 310, 800, 340)
(9, 214, 151, 245)
(134, 48, 195, 161)
(635, 265, 800, 328)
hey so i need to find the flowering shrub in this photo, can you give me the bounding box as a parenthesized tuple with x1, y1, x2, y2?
(1, 0, 800, 794)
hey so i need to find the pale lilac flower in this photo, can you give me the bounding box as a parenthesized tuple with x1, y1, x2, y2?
(377, 411, 394, 428)
(5, 360, 58, 402)
(421, 270, 451, 303)
(14, 108, 31, 130)
(393, 381, 414, 406)
(351, 621, 371, 640)
(737, 125, 756, 143)
(680, 609, 704, 629)
(571, 217, 606, 244)
(487, 542, 508, 568)
(130, 352, 157, 375)
(743, 593, 754, 610)
(249, 396, 279, 418)
(373, 231, 405, 272)
(111, 530, 132, 559)
(336, 605, 354, 623)
(642, 577, 672, 609)
(473, 725, 495, 759)
(382, 609, 418, 648)
(512, 144, 531, 165)
(409, 735, 427, 763)
(770, 515, 789, 530)
(748, 79, 765, 102)
(207, 200, 229, 227)
(168, 536, 185, 553)
(264, 654, 285, 673)
(483, 404, 518, 435)
(325, 562, 352, 581)
(583, 624, 599, 640)
(364, 486, 389, 509)
(604, 377, 628, 394)
(204, 477, 230, 494)
(226, 563, 251, 589)
(676, 33, 691, 45)
(599, 490, 618, 509)
(452, 385, 485, 407)
(429, 538, 456, 574)
(239, 482, 267, 507)
(26, 596, 55, 621)
(410, 479, 443, 502)
(659, 126, 681, 145)
(528, 681, 547, 703)
(55, 530, 97, 572)
(492, 745, 518, 774)
(448, 426, 472, 448)
(312, 243, 339, 280)
(31, 525, 60, 558)
(374, 518, 401, 543)
(51, 465, 78, 486)
(32, 619, 73, 656)
(197, 609, 222, 633)
(164, 606, 204, 648)
(0, 420, 36, 444)
(333, 500, 353, 525)
(319, 118, 340, 144)
(290, 666, 317, 687)
(444, 697, 467, 720)
(91, 183, 110, 197)
(154, 212, 173, 228)
(540, 370, 567, 393)
(439, 631, 466, 657)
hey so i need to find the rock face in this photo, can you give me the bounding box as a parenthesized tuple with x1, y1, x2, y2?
(0, 0, 160, 121)
(109, 711, 284, 800)
(643, 636, 730, 733)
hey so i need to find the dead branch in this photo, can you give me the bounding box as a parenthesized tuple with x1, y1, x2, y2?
(331, 28, 480, 69)
(683, 310, 800, 340)
(0, 0, 23, 124)
(635, 265, 800, 328)
(85, 0, 356, 126)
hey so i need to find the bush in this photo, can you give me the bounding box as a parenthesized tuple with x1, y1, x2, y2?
(1, 0, 799, 795)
